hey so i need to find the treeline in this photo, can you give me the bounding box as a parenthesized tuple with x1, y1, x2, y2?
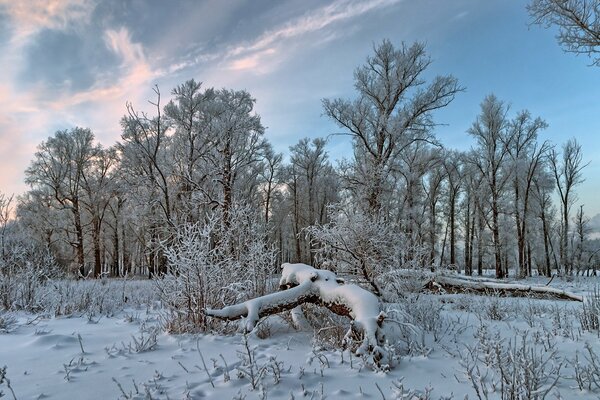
(0, 40, 596, 284)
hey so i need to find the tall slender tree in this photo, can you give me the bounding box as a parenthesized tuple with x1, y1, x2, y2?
(550, 138, 588, 274)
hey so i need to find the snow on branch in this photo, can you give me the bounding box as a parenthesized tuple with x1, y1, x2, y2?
(205, 263, 388, 365)
(424, 275, 583, 302)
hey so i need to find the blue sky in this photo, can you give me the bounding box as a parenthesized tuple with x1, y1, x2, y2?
(0, 0, 599, 220)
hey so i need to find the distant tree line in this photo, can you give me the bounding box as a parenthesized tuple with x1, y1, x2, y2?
(0, 39, 598, 287)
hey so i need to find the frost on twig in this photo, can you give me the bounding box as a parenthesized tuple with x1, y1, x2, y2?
(205, 263, 389, 366)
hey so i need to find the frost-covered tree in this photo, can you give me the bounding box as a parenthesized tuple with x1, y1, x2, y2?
(550, 138, 588, 274)
(80, 147, 118, 277)
(532, 167, 557, 276)
(323, 39, 461, 213)
(285, 138, 338, 264)
(507, 110, 549, 277)
(307, 206, 427, 298)
(258, 145, 283, 226)
(206, 89, 267, 229)
(467, 95, 514, 278)
(0, 193, 13, 262)
(442, 150, 464, 267)
(529, 0, 600, 65)
(573, 204, 591, 274)
(395, 142, 439, 261)
(164, 79, 215, 222)
(120, 86, 178, 277)
(25, 127, 100, 276)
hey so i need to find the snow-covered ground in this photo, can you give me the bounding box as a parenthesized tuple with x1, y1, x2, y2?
(2, 275, 600, 399)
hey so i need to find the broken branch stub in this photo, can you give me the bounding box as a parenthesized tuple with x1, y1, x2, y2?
(204, 263, 389, 365)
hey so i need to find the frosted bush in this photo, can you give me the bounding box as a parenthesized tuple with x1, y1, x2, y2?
(307, 205, 428, 299)
(579, 286, 600, 334)
(0, 244, 60, 311)
(43, 279, 157, 317)
(0, 311, 17, 333)
(156, 206, 276, 333)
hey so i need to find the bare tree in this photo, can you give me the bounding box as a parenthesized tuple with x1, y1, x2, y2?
(0, 193, 13, 262)
(507, 110, 549, 277)
(529, 0, 600, 65)
(550, 138, 588, 274)
(467, 95, 513, 278)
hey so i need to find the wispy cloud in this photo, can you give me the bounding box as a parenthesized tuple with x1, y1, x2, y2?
(223, 0, 401, 72)
(0, 0, 95, 44)
(228, 0, 401, 59)
(229, 48, 277, 72)
(165, 0, 403, 76)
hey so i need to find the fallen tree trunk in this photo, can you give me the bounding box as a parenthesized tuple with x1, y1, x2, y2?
(205, 263, 388, 365)
(424, 275, 583, 301)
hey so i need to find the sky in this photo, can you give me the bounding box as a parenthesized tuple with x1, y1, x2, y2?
(0, 0, 599, 220)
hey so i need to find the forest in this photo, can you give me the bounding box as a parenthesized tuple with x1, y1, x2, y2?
(1, 37, 596, 288)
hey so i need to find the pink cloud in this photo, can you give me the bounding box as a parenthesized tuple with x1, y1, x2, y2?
(229, 48, 277, 72)
(0, 0, 95, 44)
(0, 22, 162, 197)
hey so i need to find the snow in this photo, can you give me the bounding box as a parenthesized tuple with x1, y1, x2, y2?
(0, 308, 436, 399)
(432, 274, 585, 301)
(2, 275, 600, 399)
(208, 264, 387, 364)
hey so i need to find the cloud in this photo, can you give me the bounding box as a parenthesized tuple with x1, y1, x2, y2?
(163, 0, 402, 77)
(0, 0, 405, 198)
(0, 0, 95, 44)
(0, 18, 160, 197)
(104, 27, 144, 67)
(26, 26, 157, 111)
(228, 0, 401, 59)
(229, 48, 277, 72)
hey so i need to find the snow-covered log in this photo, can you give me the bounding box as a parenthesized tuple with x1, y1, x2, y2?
(424, 275, 583, 301)
(205, 263, 388, 364)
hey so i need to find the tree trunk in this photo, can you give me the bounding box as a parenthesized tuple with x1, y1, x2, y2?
(92, 216, 102, 278)
(449, 192, 456, 266)
(477, 202, 484, 276)
(465, 200, 475, 276)
(424, 275, 582, 301)
(73, 198, 85, 277)
(540, 210, 551, 277)
(491, 197, 503, 278)
(205, 263, 388, 365)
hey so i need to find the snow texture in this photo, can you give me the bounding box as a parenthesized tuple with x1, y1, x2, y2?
(3, 275, 600, 399)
